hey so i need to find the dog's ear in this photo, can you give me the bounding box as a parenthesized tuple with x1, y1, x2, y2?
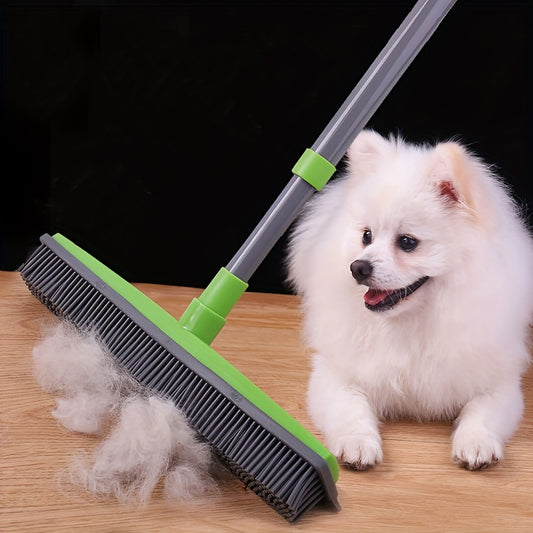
(430, 141, 493, 222)
(346, 130, 391, 177)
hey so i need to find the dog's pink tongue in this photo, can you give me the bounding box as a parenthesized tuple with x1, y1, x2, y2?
(364, 289, 389, 306)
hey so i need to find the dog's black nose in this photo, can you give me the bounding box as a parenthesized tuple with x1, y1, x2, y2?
(350, 259, 373, 284)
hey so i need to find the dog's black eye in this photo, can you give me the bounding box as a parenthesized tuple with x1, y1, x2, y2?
(398, 235, 418, 252)
(362, 229, 372, 246)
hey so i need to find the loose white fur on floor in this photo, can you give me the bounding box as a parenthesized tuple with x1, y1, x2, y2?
(287, 130, 533, 471)
(33, 322, 128, 435)
(33, 321, 220, 504)
(69, 395, 216, 504)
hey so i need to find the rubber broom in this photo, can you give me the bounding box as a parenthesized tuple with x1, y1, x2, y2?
(19, 0, 456, 522)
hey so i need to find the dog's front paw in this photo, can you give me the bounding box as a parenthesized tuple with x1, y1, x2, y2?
(330, 433, 383, 471)
(451, 427, 504, 470)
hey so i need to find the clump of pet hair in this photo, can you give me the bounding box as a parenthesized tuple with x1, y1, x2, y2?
(33, 320, 221, 504)
(33, 321, 131, 434)
(69, 395, 219, 505)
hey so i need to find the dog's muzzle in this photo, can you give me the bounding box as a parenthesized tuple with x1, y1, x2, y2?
(350, 260, 429, 312)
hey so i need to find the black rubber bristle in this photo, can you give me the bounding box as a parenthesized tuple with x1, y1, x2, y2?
(19, 236, 339, 523)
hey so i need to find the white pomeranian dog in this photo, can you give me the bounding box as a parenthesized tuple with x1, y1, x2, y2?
(286, 130, 533, 471)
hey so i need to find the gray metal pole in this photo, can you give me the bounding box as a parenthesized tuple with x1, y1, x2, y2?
(227, 0, 457, 282)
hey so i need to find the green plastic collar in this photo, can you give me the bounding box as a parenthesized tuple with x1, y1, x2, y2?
(292, 148, 336, 191)
(179, 268, 248, 345)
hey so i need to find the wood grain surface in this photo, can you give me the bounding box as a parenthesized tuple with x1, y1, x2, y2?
(1, 270, 532, 532)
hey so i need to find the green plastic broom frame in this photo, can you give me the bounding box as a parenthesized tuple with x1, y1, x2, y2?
(181, 0, 457, 344)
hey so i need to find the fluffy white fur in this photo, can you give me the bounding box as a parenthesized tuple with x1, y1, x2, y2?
(70, 395, 217, 505)
(33, 322, 128, 434)
(286, 130, 533, 471)
(33, 321, 220, 503)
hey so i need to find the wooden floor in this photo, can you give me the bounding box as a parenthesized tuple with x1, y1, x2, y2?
(2, 269, 533, 531)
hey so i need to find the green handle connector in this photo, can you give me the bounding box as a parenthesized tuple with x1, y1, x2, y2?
(292, 148, 336, 191)
(179, 267, 248, 345)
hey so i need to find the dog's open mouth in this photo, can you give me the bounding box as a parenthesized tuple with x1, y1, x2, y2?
(364, 276, 429, 311)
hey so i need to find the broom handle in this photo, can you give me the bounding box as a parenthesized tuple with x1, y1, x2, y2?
(226, 0, 457, 283)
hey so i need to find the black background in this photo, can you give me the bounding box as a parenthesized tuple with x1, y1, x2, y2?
(1, 1, 531, 293)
